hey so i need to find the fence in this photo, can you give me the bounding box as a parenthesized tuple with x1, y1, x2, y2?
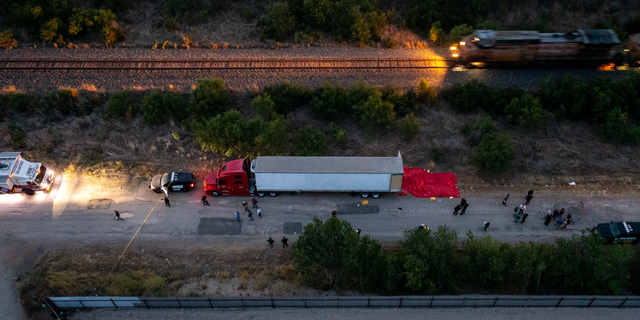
(49, 295, 640, 310)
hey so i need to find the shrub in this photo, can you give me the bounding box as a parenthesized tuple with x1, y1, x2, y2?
(347, 79, 377, 106)
(601, 107, 628, 142)
(263, 82, 311, 115)
(493, 87, 525, 116)
(190, 78, 228, 120)
(383, 37, 398, 48)
(352, 91, 396, 132)
(431, 147, 445, 162)
(472, 134, 515, 173)
(395, 88, 419, 117)
(445, 80, 496, 113)
(241, 6, 255, 22)
(254, 117, 289, 156)
(476, 20, 502, 30)
(295, 126, 326, 156)
(44, 89, 80, 118)
(8, 125, 28, 150)
(504, 95, 548, 128)
(328, 122, 348, 149)
(398, 113, 420, 141)
(261, 2, 296, 41)
(417, 79, 437, 106)
(196, 110, 247, 156)
(449, 23, 473, 44)
(0, 30, 18, 49)
(106, 91, 139, 118)
(250, 94, 275, 120)
(142, 91, 188, 125)
(476, 116, 495, 136)
(8, 93, 34, 113)
(162, 17, 180, 31)
(429, 21, 447, 46)
(351, 13, 371, 47)
(310, 82, 348, 120)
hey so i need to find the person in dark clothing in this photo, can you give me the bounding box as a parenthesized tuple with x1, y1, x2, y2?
(418, 224, 425, 230)
(502, 194, 509, 206)
(114, 211, 124, 221)
(460, 203, 469, 215)
(248, 210, 254, 221)
(164, 197, 170, 207)
(544, 213, 553, 226)
(520, 213, 529, 223)
(484, 221, 490, 231)
(565, 213, 572, 226)
(242, 201, 249, 212)
(201, 195, 210, 206)
(453, 205, 461, 215)
(281, 237, 288, 247)
(460, 198, 467, 207)
(356, 228, 361, 236)
(267, 237, 275, 249)
(235, 211, 240, 221)
(251, 198, 258, 209)
(331, 210, 337, 218)
(559, 208, 565, 218)
(525, 190, 534, 204)
(552, 209, 559, 219)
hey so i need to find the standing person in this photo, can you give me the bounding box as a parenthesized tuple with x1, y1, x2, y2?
(514, 211, 521, 223)
(544, 213, 553, 226)
(257, 207, 262, 219)
(242, 201, 249, 212)
(519, 204, 526, 215)
(502, 194, 509, 206)
(418, 224, 425, 230)
(234, 211, 240, 222)
(453, 204, 461, 215)
(114, 211, 124, 221)
(555, 218, 564, 229)
(561, 218, 569, 229)
(552, 209, 559, 220)
(460, 198, 467, 207)
(281, 236, 289, 247)
(201, 195, 210, 206)
(164, 197, 170, 207)
(267, 237, 275, 249)
(559, 208, 565, 218)
(331, 210, 337, 218)
(484, 221, 490, 231)
(525, 190, 534, 205)
(356, 228, 361, 236)
(461, 202, 469, 215)
(565, 213, 572, 226)
(248, 210, 254, 221)
(251, 198, 258, 209)
(520, 212, 529, 223)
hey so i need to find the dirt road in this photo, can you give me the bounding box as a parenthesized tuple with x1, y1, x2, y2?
(2, 172, 639, 319)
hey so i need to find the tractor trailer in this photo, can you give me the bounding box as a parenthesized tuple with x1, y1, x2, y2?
(204, 153, 404, 198)
(0, 152, 55, 195)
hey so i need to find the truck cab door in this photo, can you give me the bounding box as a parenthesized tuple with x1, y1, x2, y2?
(230, 174, 249, 196)
(218, 179, 229, 195)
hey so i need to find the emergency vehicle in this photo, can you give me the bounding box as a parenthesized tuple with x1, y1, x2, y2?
(0, 152, 55, 195)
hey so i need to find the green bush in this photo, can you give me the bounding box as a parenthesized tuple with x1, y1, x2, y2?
(263, 82, 311, 115)
(445, 80, 496, 113)
(261, 2, 296, 41)
(395, 89, 419, 117)
(601, 107, 628, 142)
(431, 147, 445, 162)
(417, 79, 437, 106)
(351, 13, 371, 47)
(462, 233, 513, 289)
(429, 21, 447, 46)
(504, 95, 548, 128)
(398, 113, 420, 141)
(8, 93, 35, 113)
(310, 82, 348, 120)
(250, 94, 275, 120)
(476, 20, 502, 30)
(0, 30, 18, 49)
(383, 37, 398, 48)
(493, 87, 525, 116)
(44, 89, 81, 118)
(8, 124, 28, 150)
(449, 23, 473, 44)
(106, 91, 139, 118)
(476, 116, 495, 136)
(352, 91, 396, 132)
(295, 126, 326, 156)
(190, 78, 228, 120)
(196, 110, 246, 156)
(472, 134, 515, 173)
(255, 117, 289, 156)
(142, 91, 188, 125)
(328, 122, 348, 149)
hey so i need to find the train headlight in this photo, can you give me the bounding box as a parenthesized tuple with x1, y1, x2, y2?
(450, 46, 457, 50)
(452, 53, 459, 57)
(460, 41, 465, 46)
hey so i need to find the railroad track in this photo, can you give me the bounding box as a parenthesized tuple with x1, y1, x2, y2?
(0, 59, 450, 70)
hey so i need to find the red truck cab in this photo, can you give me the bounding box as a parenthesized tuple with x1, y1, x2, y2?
(204, 158, 251, 196)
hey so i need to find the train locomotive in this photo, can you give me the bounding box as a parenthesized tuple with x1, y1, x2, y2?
(450, 29, 640, 68)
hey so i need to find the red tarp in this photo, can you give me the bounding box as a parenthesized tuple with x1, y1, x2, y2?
(399, 167, 461, 198)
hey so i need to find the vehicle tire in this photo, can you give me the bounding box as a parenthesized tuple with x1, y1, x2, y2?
(269, 192, 277, 197)
(257, 191, 265, 197)
(24, 188, 35, 196)
(372, 193, 380, 199)
(361, 193, 369, 198)
(154, 188, 162, 194)
(211, 191, 220, 197)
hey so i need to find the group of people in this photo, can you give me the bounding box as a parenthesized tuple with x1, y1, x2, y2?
(266, 236, 288, 249)
(453, 198, 469, 215)
(236, 198, 262, 222)
(544, 208, 573, 229)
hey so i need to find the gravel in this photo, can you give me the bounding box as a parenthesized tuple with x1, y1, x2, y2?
(0, 47, 630, 92)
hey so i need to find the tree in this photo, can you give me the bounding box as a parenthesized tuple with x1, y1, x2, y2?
(291, 216, 360, 288)
(261, 2, 296, 41)
(106, 91, 139, 118)
(504, 95, 548, 128)
(196, 110, 246, 156)
(429, 21, 446, 46)
(190, 78, 227, 121)
(263, 81, 311, 115)
(142, 91, 188, 125)
(328, 122, 348, 149)
(251, 94, 275, 120)
(353, 235, 387, 290)
(398, 113, 420, 141)
(417, 79, 437, 106)
(310, 82, 349, 120)
(449, 23, 473, 44)
(462, 232, 514, 289)
(255, 117, 289, 155)
(295, 126, 326, 156)
(601, 107, 628, 142)
(472, 134, 515, 173)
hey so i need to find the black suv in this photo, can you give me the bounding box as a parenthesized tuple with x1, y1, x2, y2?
(149, 172, 196, 193)
(596, 222, 640, 244)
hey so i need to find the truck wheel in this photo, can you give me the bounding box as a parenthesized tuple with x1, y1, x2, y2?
(24, 188, 35, 196)
(257, 191, 265, 197)
(361, 193, 369, 198)
(372, 193, 380, 199)
(269, 192, 277, 197)
(211, 191, 220, 197)
(154, 188, 162, 194)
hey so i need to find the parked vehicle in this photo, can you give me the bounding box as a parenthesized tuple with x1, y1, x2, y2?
(204, 153, 404, 198)
(596, 222, 640, 244)
(149, 172, 196, 193)
(0, 152, 55, 195)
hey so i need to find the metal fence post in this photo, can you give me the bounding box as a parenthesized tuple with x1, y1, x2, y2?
(241, 298, 245, 309)
(429, 297, 434, 308)
(587, 297, 596, 308)
(271, 298, 275, 309)
(208, 298, 213, 309)
(619, 298, 628, 308)
(556, 297, 563, 308)
(524, 298, 531, 308)
(367, 298, 370, 308)
(110, 299, 117, 309)
(143, 299, 149, 309)
(399, 297, 403, 308)
(176, 298, 181, 308)
(494, 297, 498, 307)
(78, 300, 85, 309)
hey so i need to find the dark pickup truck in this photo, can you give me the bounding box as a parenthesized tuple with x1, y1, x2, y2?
(596, 222, 640, 244)
(149, 172, 196, 193)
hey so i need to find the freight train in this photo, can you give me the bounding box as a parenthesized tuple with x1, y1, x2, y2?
(450, 29, 640, 68)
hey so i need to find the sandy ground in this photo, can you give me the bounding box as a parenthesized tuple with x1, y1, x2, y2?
(3, 173, 640, 319)
(70, 307, 639, 320)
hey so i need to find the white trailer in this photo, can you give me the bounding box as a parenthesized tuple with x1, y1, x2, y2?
(249, 152, 404, 198)
(0, 152, 55, 195)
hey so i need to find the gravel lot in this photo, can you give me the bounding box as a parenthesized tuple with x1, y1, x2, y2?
(0, 47, 629, 92)
(71, 307, 635, 320)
